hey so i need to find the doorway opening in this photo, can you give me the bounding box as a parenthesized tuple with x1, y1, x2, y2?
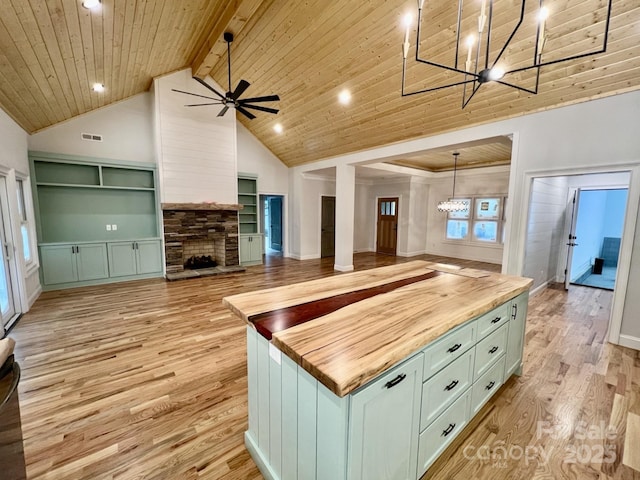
(376, 197, 399, 255)
(566, 188, 628, 291)
(522, 170, 633, 346)
(260, 195, 284, 257)
(321, 196, 335, 258)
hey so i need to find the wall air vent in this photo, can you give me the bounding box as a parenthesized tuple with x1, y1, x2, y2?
(81, 133, 103, 142)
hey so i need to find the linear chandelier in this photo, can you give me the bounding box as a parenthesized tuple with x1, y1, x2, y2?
(437, 153, 469, 213)
(401, 0, 613, 108)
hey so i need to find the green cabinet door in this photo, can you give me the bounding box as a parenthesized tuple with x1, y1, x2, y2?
(239, 236, 252, 264)
(136, 240, 162, 274)
(40, 245, 77, 285)
(505, 292, 529, 378)
(75, 243, 109, 281)
(108, 242, 138, 277)
(348, 353, 424, 480)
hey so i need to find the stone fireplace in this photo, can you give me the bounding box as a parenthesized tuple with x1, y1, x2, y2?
(162, 203, 242, 279)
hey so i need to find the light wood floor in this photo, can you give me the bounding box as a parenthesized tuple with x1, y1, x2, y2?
(10, 253, 640, 479)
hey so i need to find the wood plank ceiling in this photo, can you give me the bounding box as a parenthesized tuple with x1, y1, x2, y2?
(0, 0, 638, 168)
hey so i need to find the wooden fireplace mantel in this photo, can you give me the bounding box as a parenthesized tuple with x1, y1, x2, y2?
(161, 203, 243, 211)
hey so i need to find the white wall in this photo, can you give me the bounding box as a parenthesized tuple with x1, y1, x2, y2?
(523, 176, 568, 290)
(425, 167, 510, 264)
(295, 175, 335, 259)
(0, 109, 40, 312)
(153, 69, 237, 204)
(354, 182, 374, 252)
(237, 122, 288, 195)
(28, 93, 155, 163)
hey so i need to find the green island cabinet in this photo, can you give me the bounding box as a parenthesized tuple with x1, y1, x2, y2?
(245, 291, 529, 480)
(238, 174, 263, 265)
(30, 153, 163, 290)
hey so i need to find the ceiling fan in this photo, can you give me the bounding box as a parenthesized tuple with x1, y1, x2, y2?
(172, 32, 280, 120)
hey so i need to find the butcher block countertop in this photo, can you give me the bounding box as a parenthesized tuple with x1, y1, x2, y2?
(223, 260, 533, 397)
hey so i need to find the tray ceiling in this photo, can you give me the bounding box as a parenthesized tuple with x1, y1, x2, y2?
(0, 0, 637, 168)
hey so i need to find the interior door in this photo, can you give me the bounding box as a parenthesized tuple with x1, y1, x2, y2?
(376, 197, 399, 255)
(0, 178, 17, 329)
(321, 196, 336, 258)
(269, 197, 283, 251)
(564, 189, 581, 290)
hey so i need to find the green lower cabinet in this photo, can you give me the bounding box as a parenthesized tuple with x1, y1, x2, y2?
(240, 234, 263, 265)
(40, 245, 78, 285)
(108, 240, 162, 277)
(505, 292, 529, 377)
(40, 239, 162, 288)
(40, 243, 109, 285)
(348, 353, 424, 480)
(136, 240, 163, 274)
(107, 242, 138, 277)
(75, 244, 109, 281)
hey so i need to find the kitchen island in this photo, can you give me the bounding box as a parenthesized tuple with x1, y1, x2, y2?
(223, 260, 533, 480)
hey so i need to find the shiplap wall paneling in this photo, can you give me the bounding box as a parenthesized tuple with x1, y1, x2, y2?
(523, 177, 569, 290)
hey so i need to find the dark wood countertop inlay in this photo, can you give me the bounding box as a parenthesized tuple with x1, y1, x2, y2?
(249, 270, 443, 340)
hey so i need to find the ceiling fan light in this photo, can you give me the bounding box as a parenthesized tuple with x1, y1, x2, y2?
(488, 67, 505, 81)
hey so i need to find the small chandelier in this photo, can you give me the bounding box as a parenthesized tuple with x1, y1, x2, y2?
(438, 153, 469, 213)
(401, 0, 613, 108)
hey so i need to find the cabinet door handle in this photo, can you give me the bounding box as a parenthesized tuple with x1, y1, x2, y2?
(512, 304, 518, 320)
(442, 423, 456, 437)
(132, 243, 136, 250)
(136, 242, 139, 250)
(447, 343, 461, 353)
(444, 380, 459, 391)
(491, 316, 502, 324)
(489, 346, 499, 354)
(485, 381, 496, 391)
(71, 246, 75, 254)
(385, 373, 406, 389)
(75, 245, 79, 253)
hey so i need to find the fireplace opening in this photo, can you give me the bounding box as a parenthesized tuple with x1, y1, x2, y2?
(184, 255, 218, 270)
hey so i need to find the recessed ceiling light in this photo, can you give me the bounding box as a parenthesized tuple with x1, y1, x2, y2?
(82, 0, 101, 9)
(92, 83, 105, 93)
(338, 89, 351, 105)
(273, 123, 283, 134)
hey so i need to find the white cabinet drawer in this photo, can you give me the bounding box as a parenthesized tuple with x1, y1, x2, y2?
(417, 388, 471, 477)
(471, 355, 506, 415)
(476, 302, 511, 339)
(474, 324, 508, 379)
(423, 320, 476, 381)
(420, 348, 474, 431)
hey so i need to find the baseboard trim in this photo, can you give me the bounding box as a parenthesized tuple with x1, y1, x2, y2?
(397, 250, 427, 258)
(334, 264, 354, 272)
(618, 334, 640, 351)
(288, 253, 320, 261)
(245, 432, 278, 480)
(530, 280, 552, 297)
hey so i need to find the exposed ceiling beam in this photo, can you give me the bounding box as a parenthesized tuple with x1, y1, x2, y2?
(191, 0, 266, 80)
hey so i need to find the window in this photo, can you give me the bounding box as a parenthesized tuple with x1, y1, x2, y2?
(16, 179, 32, 264)
(445, 196, 506, 245)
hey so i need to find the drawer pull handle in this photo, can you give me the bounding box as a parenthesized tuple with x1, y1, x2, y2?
(444, 380, 459, 391)
(489, 346, 499, 354)
(447, 343, 462, 353)
(512, 304, 518, 320)
(491, 316, 502, 324)
(385, 373, 406, 389)
(485, 381, 496, 391)
(442, 423, 456, 437)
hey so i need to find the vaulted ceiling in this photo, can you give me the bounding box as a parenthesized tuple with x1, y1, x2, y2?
(0, 0, 637, 167)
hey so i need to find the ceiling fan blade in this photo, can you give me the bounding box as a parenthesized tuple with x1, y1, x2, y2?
(236, 105, 256, 120)
(217, 106, 229, 117)
(192, 77, 225, 100)
(231, 79, 251, 101)
(185, 102, 223, 107)
(241, 104, 279, 115)
(172, 89, 220, 101)
(238, 94, 280, 103)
